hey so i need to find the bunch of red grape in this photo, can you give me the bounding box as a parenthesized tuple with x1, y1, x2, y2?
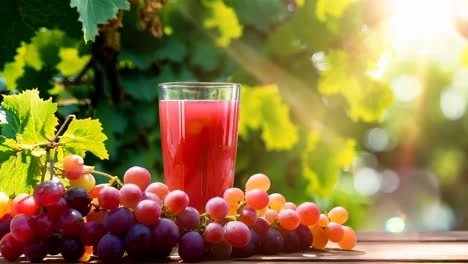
(0, 154, 357, 263)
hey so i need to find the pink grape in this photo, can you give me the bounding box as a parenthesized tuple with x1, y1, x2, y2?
(264, 209, 278, 224)
(0, 233, 23, 261)
(225, 221, 251, 248)
(239, 206, 258, 227)
(278, 209, 300, 230)
(223, 188, 244, 214)
(253, 217, 270, 235)
(316, 213, 330, 227)
(268, 193, 286, 212)
(142, 192, 163, 206)
(124, 166, 151, 191)
(203, 222, 224, 244)
(283, 202, 297, 210)
(176, 207, 200, 231)
(245, 173, 270, 192)
(206, 197, 228, 222)
(328, 206, 348, 225)
(63, 154, 84, 180)
(120, 183, 143, 209)
(326, 222, 344, 242)
(245, 189, 269, 210)
(45, 197, 68, 217)
(33, 181, 64, 207)
(164, 190, 189, 215)
(98, 187, 120, 210)
(10, 214, 36, 242)
(11, 194, 39, 216)
(146, 182, 169, 200)
(135, 199, 161, 225)
(296, 202, 320, 226)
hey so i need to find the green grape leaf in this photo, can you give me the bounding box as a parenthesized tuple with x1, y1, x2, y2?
(70, 0, 130, 42)
(203, 0, 243, 47)
(0, 137, 19, 164)
(1, 90, 58, 144)
(224, 0, 287, 32)
(154, 37, 187, 63)
(57, 48, 91, 77)
(121, 73, 158, 102)
(239, 84, 299, 151)
(0, 151, 41, 195)
(315, 0, 353, 21)
(59, 118, 109, 159)
(191, 40, 220, 71)
(1, 47, 26, 91)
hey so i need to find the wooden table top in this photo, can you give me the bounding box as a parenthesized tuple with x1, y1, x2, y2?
(2, 232, 468, 263)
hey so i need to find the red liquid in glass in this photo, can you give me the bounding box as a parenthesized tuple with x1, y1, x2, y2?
(159, 100, 240, 212)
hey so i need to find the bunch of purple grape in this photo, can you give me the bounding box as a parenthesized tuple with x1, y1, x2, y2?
(0, 155, 356, 263)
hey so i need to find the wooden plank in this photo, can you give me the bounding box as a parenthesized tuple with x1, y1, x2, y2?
(358, 231, 468, 242)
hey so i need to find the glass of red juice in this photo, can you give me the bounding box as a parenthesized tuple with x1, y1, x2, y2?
(158, 82, 240, 212)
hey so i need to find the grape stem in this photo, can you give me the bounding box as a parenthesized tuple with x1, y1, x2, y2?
(91, 170, 124, 187)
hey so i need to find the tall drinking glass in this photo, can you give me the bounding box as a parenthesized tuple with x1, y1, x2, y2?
(158, 82, 241, 212)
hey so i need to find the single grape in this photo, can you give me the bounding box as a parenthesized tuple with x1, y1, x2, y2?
(33, 180, 64, 207)
(23, 240, 48, 263)
(0, 233, 23, 261)
(278, 209, 301, 230)
(120, 183, 143, 209)
(142, 191, 163, 206)
(64, 187, 92, 216)
(103, 207, 135, 235)
(338, 226, 357, 250)
(145, 182, 169, 200)
(125, 224, 152, 259)
(297, 202, 320, 226)
(231, 228, 260, 258)
(59, 208, 83, 236)
(11, 193, 39, 216)
(264, 209, 278, 224)
(283, 202, 297, 211)
(0, 192, 11, 218)
(245, 173, 270, 192)
(203, 222, 224, 244)
(45, 197, 68, 217)
(0, 213, 12, 240)
(268, 193, 286, 212)
(10, 214, 36, 242)
(35, 213, 56, 239)
(97, 233, 125, 263)
(309, 225, 328, 249)
(245, 189, 269, 210)
(239, 206, 258, 227)
(295, 224, 313, 250)
(178, 231, 205, 263)
(80, 221, 107, 247)
(223, 187, 244, 214)
(280, 229, 300, 253)
(176, 207, 200, 231)
(98, 186, 120, 210)
(316, 213, 330, 227)
(206, 197, 228, 222)
(47, 235, 61, 255)
(328, 206, 349, 225)
(151, 218, 180, 249)
(88, 183, 107, 199)
(164, 190, 189, 215)
(204, 240, 232, 259)
(63, 154, 84, 180)
(69, 173, 96, 192)
(252, 217, 269, 235)
(135, 199, 161, 225)
(60, 237, 85, 262)
(225, 221, 250, 248)
(124, 166, 151, 191)
(261, 227, 283, 255)
(326, 222, 344, 242)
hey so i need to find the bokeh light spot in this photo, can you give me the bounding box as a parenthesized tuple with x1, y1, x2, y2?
(385, 216, 406, 233)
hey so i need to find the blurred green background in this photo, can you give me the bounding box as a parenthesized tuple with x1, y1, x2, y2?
(1, 0, 468, 232)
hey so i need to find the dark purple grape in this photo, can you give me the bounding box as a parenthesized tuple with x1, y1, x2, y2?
(296, 224, 312, 250)
(58, 208, 83, 236)
(178, 231, 204, 263)
(64, 187, 91, 216)
(0, 233, 23, 261)
(280, 229, 300, 253)
(125, 224, 151, 259)
(97, 234, 125, 263)
(253, 217, 269, 235)
(176, 207, 200, 232)
(47, 235, 60, 255)
(33, 180, 64, 207)
(151, 218, 179, 249)
(60, 237, 85, 262)
(103, 207, 135, 235)
(80, 221, 107, 247)
(261, 228, 283, 255)
(0, 213, 12, 240)
(23, 240, 48, 263)
(35, 213, 56, 239)
(231, 229, 260, 258)
(45, 197, 68, 217)
(204, 240, 232, 259)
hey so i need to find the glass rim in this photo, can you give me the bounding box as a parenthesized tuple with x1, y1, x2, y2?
(159, 82, 241, 89)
